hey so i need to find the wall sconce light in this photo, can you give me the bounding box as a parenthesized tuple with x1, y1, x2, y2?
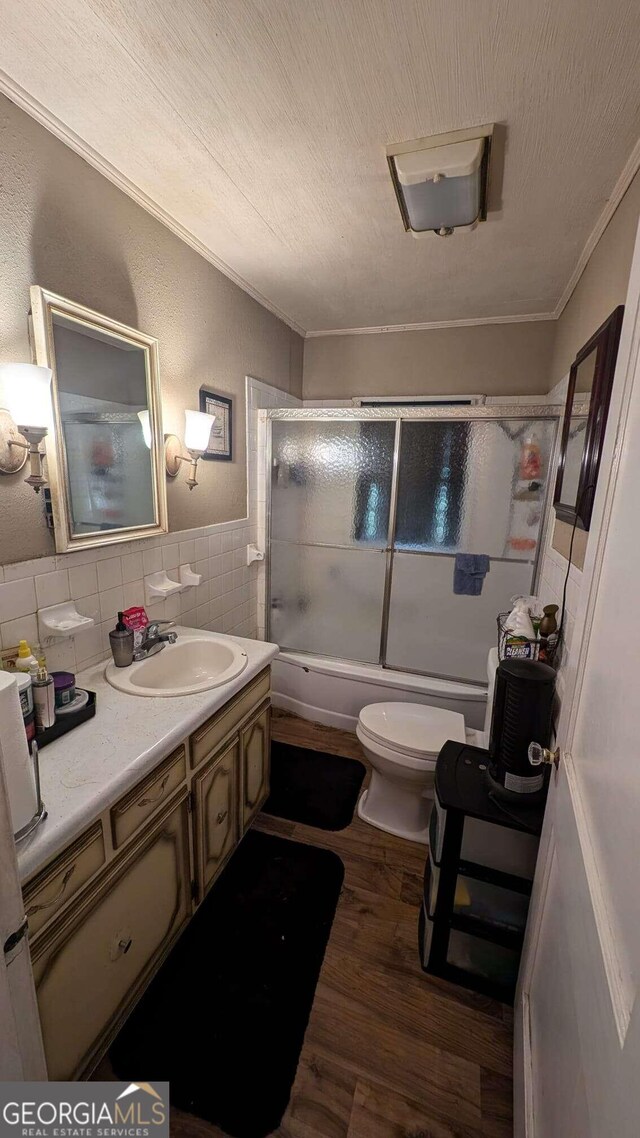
(0, 363, 53, 492)
(387, 124, 493, 238)
(162, 410, 216, 491)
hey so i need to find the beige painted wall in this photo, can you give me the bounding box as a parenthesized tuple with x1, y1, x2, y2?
(302, 320, 556, 401)
(550, 168, 640, 389)
(551, 168, 640, 563)
(0, 95, 303, 565)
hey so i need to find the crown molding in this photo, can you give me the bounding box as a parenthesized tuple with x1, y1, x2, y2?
(305, 312, 555, 337)
(551, 134, 640, 320)
(0, 70, 306, 338)
(2, 68, 639, 343)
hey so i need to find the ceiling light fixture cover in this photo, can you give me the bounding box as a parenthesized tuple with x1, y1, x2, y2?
(387, 124, 493, 238)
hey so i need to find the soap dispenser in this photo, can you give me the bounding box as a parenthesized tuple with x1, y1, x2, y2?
(109, 612, 134, 668)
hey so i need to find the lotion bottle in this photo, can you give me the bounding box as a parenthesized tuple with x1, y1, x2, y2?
(15, 640, 38, 673)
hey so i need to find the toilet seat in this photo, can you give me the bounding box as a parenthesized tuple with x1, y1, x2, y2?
(358, 702, 466, 759)
(356, 724, 437, 771)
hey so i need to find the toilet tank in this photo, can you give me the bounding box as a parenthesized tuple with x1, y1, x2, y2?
(482, 648, 500, 746)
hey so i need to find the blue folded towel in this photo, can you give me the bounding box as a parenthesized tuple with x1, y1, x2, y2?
(453, 553, 491, 596)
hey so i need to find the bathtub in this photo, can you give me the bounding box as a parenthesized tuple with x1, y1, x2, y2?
(271, 651, 488, 733)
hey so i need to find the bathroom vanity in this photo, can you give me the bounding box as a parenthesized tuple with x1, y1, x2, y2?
(17, 630, 277, 1081)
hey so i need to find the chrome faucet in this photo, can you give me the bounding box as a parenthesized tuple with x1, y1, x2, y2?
(134, 620, 178, 661)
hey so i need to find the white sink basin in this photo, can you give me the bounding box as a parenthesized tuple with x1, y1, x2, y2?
(105, 631, 248, 697)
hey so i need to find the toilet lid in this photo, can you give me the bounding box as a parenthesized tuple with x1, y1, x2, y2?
(358, 702, 466, 758)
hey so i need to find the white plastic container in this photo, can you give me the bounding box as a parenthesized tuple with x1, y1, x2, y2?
(15, 640, 38, 672)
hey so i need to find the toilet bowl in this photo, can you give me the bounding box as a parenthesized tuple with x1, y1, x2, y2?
(356, 650, 499, 844)
(356, 702, 467, 843)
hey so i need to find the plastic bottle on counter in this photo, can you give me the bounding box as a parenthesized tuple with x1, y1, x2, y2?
(15, 640, 38, 673)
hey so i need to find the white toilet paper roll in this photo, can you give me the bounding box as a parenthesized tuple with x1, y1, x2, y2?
(0, 671, 38, 836)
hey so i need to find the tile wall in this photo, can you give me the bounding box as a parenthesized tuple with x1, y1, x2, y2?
(0, 377, 300, 676)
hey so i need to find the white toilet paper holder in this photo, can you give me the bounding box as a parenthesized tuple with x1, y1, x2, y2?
(14, 740, 47, 843)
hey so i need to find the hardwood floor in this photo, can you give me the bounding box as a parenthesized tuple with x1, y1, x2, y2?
(170, 709, 514, 1138)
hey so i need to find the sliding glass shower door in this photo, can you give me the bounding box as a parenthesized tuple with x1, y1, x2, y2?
(269, 420, 396, 662)
(269, 412, 556, 684)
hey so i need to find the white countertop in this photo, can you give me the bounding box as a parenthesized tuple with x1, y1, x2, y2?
(16, 629, 278, 883)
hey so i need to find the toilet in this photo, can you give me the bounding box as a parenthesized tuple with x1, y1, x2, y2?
(356, 649, 499, 843)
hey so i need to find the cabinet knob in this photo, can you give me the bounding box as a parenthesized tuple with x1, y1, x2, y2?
(118, 937, 133, 955)
(216, 810, 228, 825)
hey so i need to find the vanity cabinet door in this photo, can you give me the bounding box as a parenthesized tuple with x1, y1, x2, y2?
(193, 739, 239, 901)
(30, 792, 191, 1081)
(240, 700, 271, 832)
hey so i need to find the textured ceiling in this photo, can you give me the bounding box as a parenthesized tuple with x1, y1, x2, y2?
(1, 0, 640, 333)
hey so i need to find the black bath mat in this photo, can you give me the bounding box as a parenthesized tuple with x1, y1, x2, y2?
(263, 741, 366, 830)
(110, 829, 344, 1138)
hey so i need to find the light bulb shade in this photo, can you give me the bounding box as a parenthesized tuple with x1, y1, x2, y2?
(0, 363, 53, 429)
(388, 131, 491, 236)
(184, 409, 215, 454)
(137, 409, 152, 448)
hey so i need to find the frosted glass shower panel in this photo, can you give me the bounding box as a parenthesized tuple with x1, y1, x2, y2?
(395, 419, 554, 557)
(270, 540, 387, 662)
(386, 553, 534, 683)
(270, 420, 395, 547)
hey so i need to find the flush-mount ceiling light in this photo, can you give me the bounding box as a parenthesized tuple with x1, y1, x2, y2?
(387, 124, 493, 238)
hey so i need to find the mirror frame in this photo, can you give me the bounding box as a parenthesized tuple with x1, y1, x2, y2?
(29, 286, 168, 553)
(553, 304, 624, 531)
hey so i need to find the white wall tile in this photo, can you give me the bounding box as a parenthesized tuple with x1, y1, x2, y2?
(74, 626, 104, 665)
(76, 594, 101, 623)
(0, 577, 37, 623)
(44, 639, 77, 673)
(179, 540, 196, 566)
(143, 547, 162, 576)
(1, 612, 38, 650)
(35, 569, 70, 609)
(121, 552, 144, 583)
(165, 593, 181, 620)
(97, 557, 123, 592)
(68, 563, 98, 599)
(4, 556, 57, 582)
(99, 586, 125, 623)
(123, 580, 144, 609)
(161, 544, 180, 571)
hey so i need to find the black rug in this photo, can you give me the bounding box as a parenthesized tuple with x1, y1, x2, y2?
(110, 829, 344, 1138)
(263, 741, 366, 831)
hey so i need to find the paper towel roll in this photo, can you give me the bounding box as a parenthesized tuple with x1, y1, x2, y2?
(0, 671, 38, 836)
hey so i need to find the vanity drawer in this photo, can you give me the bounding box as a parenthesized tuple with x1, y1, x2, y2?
(24, 824, 105, 941)
(110, 745, 186, 849)
(190, 667, 271, 769)
(31, 792, 191, 1081)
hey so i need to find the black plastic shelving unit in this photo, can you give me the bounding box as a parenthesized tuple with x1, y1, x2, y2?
(419, 739, 546, 1004)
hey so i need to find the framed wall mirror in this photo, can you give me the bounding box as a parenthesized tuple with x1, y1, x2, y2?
(554, 305, 624, 531)
(30, 287, 168, 553)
